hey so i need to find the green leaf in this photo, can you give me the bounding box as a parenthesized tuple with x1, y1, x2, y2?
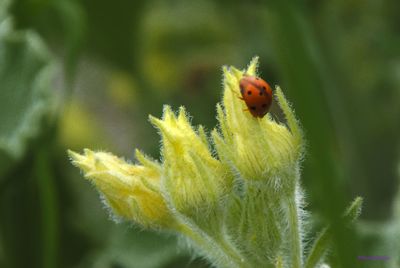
(343, 197, 363, 223)
(305, 197, 363, 268)
(0, 11, 57, 175)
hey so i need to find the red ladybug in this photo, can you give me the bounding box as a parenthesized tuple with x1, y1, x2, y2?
(239, 75, 273, 118)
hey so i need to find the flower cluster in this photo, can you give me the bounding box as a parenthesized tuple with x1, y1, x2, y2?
(69, 58, 360, 268)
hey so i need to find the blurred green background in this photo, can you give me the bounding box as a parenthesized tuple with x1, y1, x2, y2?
(0, 0, 399, 267)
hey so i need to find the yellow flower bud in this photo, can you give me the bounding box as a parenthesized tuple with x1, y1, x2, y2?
(68, 148, 174, 229)
(206, 58, 306, 264)
(212, 56, 304, 190)
(149, 106, 230, 218)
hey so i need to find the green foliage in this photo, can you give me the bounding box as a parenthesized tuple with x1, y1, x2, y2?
(10, 0, 86, 80)
(0, 4, 56, 177)
(79, 227, 186, 268)
(305, 197, 363, 268)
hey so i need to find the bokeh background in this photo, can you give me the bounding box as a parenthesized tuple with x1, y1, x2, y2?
(1, 0, 399, 267)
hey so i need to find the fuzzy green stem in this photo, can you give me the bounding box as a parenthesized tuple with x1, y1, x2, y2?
(276, 255, 284, 268)
(177, 221, 247, 268)
(162, 170, 247, 267)
(287, 197, 302, 268)
(215, 235, 248, 268)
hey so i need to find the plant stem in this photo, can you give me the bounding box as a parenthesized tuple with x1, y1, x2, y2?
(276, 255, 284, 268)
(35, 148, 58, 268)
(287, 196, 302, 268)
(177, 221, 246, 268)
(215, 235, 247, 267)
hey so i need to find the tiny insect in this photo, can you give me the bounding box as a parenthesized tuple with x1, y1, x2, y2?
(239, 75, 273, 118)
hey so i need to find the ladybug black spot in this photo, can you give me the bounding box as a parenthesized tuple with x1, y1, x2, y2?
(262, 103, 267, 108)
(259, 91, 263, 96)
(250, 106, 256, 110)
(247, 91, 252, 95)
(262, 86, 266, 90)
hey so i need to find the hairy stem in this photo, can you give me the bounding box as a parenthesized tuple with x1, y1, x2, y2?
(177, 221, 247, 268)
(287, 195, 302, 268)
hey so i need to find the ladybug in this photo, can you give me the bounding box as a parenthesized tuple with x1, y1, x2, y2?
(239, 75, 273, 118)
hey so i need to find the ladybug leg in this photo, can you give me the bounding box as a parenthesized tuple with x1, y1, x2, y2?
(229, 87, 243, 99)
(236, 92, 245, 101)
